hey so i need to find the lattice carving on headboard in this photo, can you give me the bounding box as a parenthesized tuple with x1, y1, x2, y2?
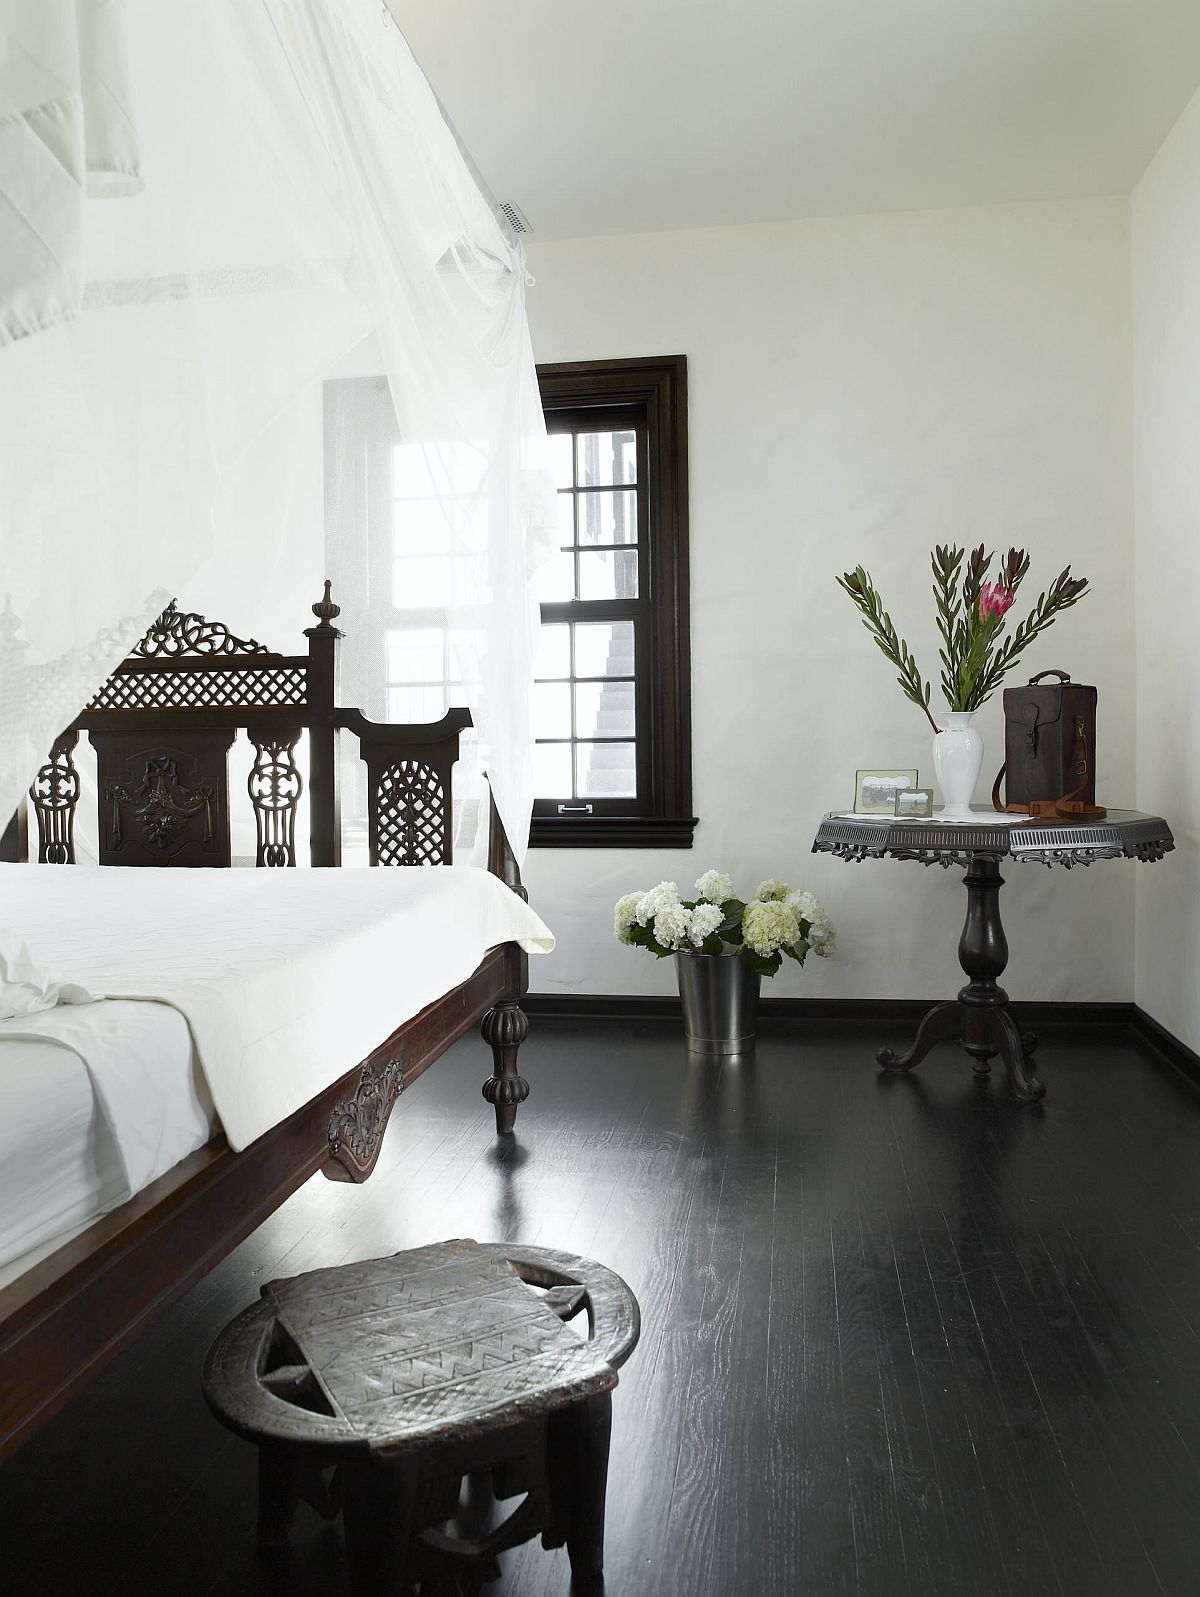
(374, 760, 447, 866)
(87, 664, 309, 714)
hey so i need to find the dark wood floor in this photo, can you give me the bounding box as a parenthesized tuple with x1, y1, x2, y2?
(4, 1016, 1200, 1596)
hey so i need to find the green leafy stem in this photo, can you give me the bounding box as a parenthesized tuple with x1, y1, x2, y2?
(838, 548, 1087, 724)
(836, 566, 940, 733)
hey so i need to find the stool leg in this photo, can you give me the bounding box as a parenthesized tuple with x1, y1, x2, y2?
(257, 1444, 297, 1550)
(549, 1392, 613, 1581)
(342, 1458, 418, 1597)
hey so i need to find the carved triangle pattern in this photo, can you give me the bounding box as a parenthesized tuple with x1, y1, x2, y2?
(262, 1248, 609, 1437)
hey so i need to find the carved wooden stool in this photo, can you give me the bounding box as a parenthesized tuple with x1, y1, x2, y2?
(202, 1239, 640, 1595)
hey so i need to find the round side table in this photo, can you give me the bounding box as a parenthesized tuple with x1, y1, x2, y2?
(812, 809, 1174, 1101)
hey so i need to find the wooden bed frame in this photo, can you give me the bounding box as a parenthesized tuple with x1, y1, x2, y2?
(0, 585, 531, 1464)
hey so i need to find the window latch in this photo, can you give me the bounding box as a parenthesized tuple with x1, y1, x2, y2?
(557, 803, 594, 815)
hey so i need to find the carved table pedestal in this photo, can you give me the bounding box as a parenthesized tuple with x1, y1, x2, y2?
(812, 809, 1174, 1102)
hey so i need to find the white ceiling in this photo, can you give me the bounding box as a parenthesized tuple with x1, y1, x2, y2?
(391, 0, 1200, 241)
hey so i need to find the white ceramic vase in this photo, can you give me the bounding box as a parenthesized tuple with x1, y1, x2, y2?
(933, 711, 983, 821)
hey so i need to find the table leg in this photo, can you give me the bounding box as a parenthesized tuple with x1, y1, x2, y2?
(876, 1001, 962, 1071)
(990, 1008, 1045, 1102)
(876, 855, 1045, 1101)
(342, 1457, 418, 1597)
(256, 1443, 297, 1549)
(547, 1391, 612, 1582)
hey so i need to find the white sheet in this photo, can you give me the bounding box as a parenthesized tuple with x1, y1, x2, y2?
(0, 865, 554, 1157)
(0, 1000, 214, 1281)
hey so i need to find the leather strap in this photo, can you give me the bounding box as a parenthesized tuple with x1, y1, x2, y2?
(991, 763, 1008, 813)
(990, 734, 1107, 820)
(1055, 717, 1106, 819)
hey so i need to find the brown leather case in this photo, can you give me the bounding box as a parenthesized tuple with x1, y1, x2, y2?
(992, 669, 1102, 815)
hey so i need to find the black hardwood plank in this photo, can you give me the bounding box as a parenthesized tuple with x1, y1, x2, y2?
(4, 1019, 1200, 1596)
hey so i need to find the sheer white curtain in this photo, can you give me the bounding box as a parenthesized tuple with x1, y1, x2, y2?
(0, 0, 555, 862)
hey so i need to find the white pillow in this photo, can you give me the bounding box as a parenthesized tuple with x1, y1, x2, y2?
(0, 930, 96, 1020)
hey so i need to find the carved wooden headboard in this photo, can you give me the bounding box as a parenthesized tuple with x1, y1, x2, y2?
(2, 584, 479, 872)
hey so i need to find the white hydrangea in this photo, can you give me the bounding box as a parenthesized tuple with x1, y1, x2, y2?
(695, 869, 735, 905)
(614, 891, 643, 946)
(787, 889, 836, 958)
(742, 898, 801, 957)
(755, 878, 791, 902)
(652, 900, 691, 950)
(786, 889, 820, 924)
(635, 881, 680, 926)
(687, 902, 725, 948)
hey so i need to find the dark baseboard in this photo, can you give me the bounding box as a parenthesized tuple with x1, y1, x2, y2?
(524, 993, 1200, 1095)
(1131, 1005, 1200, 1091)
(524, 993, 1135, 1028)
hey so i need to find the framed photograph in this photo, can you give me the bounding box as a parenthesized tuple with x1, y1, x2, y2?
(854, 768, 919, 815)
(894, 786, 935, 819)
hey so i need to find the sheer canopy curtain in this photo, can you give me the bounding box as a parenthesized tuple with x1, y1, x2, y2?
(0, 0, 555, 863)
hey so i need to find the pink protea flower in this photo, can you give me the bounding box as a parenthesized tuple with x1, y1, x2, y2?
(979, 581, 1015, 622)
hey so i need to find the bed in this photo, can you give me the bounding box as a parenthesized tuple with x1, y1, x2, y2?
(0, 586, 552, 1463)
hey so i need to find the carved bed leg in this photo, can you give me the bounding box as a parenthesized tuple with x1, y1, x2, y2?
(481, 1001, 530, 1135)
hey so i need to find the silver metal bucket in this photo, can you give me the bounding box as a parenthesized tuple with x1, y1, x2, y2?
(675, 951, 760, 1054)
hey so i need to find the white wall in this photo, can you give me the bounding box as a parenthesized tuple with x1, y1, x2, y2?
(1133, 91, 1200, 1052)
(521, 199, 1136, 1000)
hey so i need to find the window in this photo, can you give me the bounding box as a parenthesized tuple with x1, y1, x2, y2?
(532, 356, 693, 847)
(323, 356, 693, 851)
(323, 379, 472, 723)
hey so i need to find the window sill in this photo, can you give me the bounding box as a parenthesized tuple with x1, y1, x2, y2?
(528, 815, 697, 849)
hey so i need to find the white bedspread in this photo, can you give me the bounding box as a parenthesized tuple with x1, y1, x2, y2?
(0, 1001, 214, 1281)
(0, 865, 553, 1156)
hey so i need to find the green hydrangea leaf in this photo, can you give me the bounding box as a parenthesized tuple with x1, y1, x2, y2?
(739, 947, 782, 978)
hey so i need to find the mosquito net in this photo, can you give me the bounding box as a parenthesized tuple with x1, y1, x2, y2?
(0, 0, 555, 863)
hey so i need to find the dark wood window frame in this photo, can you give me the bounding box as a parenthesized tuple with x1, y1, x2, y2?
(532, 355, 694, 849)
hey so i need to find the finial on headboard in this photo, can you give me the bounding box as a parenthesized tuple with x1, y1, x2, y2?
(311, 580, 342, 631)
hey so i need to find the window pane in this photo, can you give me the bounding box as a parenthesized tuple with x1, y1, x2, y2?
(535, 622, 571, 680)
(576, 431, 636, 487)
(386, 627, 444, 684)
(393, 440, 485, 498)
(534, 550, 575, 603)
(554, 491, 575, 543)
(576, 741, 637, 798)
(579, 547, 638, 600)
(394, 555, 453, 606)
(393, 442, 438, 498)
(574, 621, 635, 678)
(387, 684, 446, 722)
(533, 741, 573, 798)
(577, 489, 636, 546)
(393, 499, 455, 553)
(533, 682, 572, 739)
(576, 680, 635, 739)
(547, 432, 574, 490)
